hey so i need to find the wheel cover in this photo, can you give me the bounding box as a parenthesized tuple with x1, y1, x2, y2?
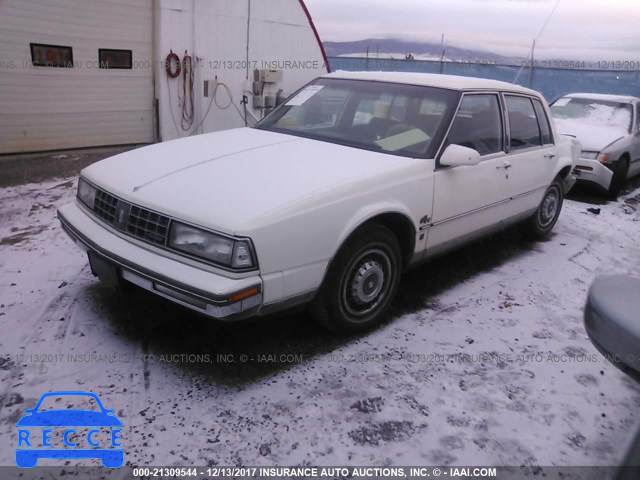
(341, 248, 393, 319)
(539, 187, 559, 228)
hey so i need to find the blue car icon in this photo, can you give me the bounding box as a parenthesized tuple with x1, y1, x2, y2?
(16, 391, 123, 468)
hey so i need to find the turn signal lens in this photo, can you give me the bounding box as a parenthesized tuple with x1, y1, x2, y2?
(228, 287, 259, 303)
(232, 242, 253, 268)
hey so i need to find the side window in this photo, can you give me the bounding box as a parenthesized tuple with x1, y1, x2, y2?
(446, 94, 503, 156)
(532, 99, 553, 145)
(505, 95, 542, 150)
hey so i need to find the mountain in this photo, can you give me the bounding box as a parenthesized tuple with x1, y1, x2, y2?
(323, 38, 520, 64)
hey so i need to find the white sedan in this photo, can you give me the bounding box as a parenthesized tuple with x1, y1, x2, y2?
(550, 93, 640, 197)
(58, 72, 577, 333)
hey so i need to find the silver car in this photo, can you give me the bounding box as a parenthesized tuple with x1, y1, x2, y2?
(550, 93, 640, 197)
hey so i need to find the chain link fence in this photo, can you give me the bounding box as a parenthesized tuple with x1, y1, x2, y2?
(328, 57, 640, 102)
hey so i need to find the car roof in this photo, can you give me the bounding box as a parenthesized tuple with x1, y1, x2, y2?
(322, 71, 541, 97)
(561, 93, 640, 104)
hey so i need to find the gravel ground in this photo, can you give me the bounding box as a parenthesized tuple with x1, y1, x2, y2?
(1, 157, 640, 474)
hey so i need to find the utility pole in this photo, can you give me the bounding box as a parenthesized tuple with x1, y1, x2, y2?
(366, 45, 369, 71)
(528, 38, 536, 87)
(439, 33, 446, 74)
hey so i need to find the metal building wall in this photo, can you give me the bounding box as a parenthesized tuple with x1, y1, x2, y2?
(154, 0, 329, 142)
(0, 0, 154, 154)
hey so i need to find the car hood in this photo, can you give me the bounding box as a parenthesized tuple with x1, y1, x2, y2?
(553, 118, 626, 152)
(83, 128, 423, 234)
(16, 410, 123, 427)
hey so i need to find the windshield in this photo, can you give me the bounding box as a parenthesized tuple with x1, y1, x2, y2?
(550, 97, 632, 134)
(256, 78, 459, 158)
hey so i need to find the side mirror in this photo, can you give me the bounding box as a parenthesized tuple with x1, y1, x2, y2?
(440, 144, 481, 167)
(584, 275, 640, 378)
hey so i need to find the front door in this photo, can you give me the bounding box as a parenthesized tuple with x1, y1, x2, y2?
(427, 93, 511, 254)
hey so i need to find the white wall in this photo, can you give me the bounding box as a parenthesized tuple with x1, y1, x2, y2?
(0, 0, 154, 154)
(155, 0, 328, 142)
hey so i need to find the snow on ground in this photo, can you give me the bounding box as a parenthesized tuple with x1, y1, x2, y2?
(1, 176, 640, 472)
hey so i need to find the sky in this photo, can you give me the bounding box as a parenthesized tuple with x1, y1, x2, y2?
(304, 0, 640, 61)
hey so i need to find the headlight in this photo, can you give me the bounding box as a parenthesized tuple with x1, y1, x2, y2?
(580, 151, 599, 160)
(169, 222, 256, 270)
(77, 178, 97, 209)
(597, 153, 610, 164)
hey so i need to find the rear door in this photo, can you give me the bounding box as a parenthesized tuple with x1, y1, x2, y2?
(501, 94, 557, 214)
(427, 92, 511, 253)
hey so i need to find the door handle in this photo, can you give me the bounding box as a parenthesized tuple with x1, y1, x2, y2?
(496, 160, 512, 170)
(544, 153, 556, 159)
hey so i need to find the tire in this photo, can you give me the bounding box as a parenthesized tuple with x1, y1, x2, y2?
(607, 157, 629, 199)
(525, 178, 564, 239)
(310, 224, 402, 334)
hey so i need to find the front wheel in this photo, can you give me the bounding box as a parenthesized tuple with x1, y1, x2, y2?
(525, 178, 564, 239)
(310, 224, 402, 334)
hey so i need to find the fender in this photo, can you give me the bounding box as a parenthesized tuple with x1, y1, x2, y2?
(331, 201, 419, 264)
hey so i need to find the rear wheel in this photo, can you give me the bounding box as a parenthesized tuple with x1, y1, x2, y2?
(525, 178, 564, 239)
(310, 224, 402, 334)
(608, 157, 629, 199)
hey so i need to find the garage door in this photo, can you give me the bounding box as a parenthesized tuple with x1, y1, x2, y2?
(0, 0, 154, 154)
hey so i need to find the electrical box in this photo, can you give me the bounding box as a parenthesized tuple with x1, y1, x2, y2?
(259, 69, 283, 83)
(203, 80, 217, 98)
(264, 95, 275, 108)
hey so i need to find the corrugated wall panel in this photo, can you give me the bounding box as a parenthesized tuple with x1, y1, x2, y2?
(0, 0, 154, 153)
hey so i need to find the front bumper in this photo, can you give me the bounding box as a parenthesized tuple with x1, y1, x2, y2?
(58, 202, 263, 320)
(573, 158, 613, 190)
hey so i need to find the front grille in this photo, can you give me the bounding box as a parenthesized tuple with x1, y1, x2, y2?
(91, 188, 170, 247)
(94, 190, 118, 224)
(127, 205, 170, 246)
